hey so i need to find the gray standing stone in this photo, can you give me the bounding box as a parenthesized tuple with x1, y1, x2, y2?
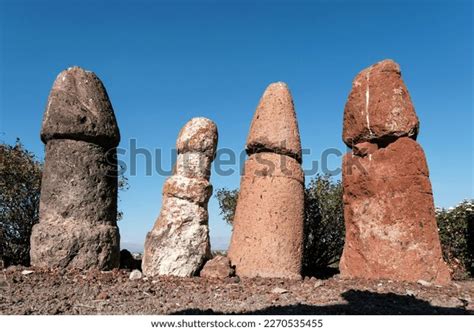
(142, 118, 218, 277)
(30, 66, 121, 270)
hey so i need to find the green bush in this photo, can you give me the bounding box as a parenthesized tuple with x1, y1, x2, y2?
(302, 175, 344, 277)
(215, 188, 239, 226)
(0, 140, 42, 267)
(437, 200, 473, 279)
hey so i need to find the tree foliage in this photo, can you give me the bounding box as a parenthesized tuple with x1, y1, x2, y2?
(117, 167, 130, 221)
(0, 139, 42, 267)
(215, 188, 239, 225)
(437, 200, 473, 279)
(302, 175, 344, 276)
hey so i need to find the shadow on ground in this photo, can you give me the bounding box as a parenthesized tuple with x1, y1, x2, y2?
(171, 290, 470, 315)
(303, 267, 340, 280)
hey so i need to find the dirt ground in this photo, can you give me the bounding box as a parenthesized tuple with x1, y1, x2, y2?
(1, 267, 473, 315)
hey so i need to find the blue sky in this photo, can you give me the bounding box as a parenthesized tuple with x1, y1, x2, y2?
(0, 0, 472, 252)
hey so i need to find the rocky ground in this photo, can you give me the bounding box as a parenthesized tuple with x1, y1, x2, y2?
(0, 267, 472, 315)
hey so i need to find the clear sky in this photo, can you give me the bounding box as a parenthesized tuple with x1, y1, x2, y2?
(0, 0, 472, 252)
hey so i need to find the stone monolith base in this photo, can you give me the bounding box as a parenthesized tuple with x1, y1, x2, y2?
(30, 140, 120, 269)
(30, 222, 120, 270)
(339, 137, 450, 284)
(228, 153, 304, 279)
(142, 197, 211, 277)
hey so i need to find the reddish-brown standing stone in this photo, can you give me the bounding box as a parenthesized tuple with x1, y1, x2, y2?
(340, 60, 450, 284)
(342, 59, 419, 147)
(228, 82, 304, 279)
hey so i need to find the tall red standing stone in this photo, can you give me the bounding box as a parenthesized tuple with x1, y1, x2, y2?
(340, 60, 450, 284)
(227, 82, 304, 279)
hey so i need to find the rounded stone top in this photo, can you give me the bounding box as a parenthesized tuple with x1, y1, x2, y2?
(342, 59, 419, 147)
(176, 117, 218, 159)
(41, 66, 120, 147)
(246, 82, 302, 163)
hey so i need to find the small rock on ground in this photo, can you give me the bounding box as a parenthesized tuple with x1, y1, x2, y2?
(129, 270, 142, 280)
(271, 287, 288, 294)
(417, 280, 432, 287)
